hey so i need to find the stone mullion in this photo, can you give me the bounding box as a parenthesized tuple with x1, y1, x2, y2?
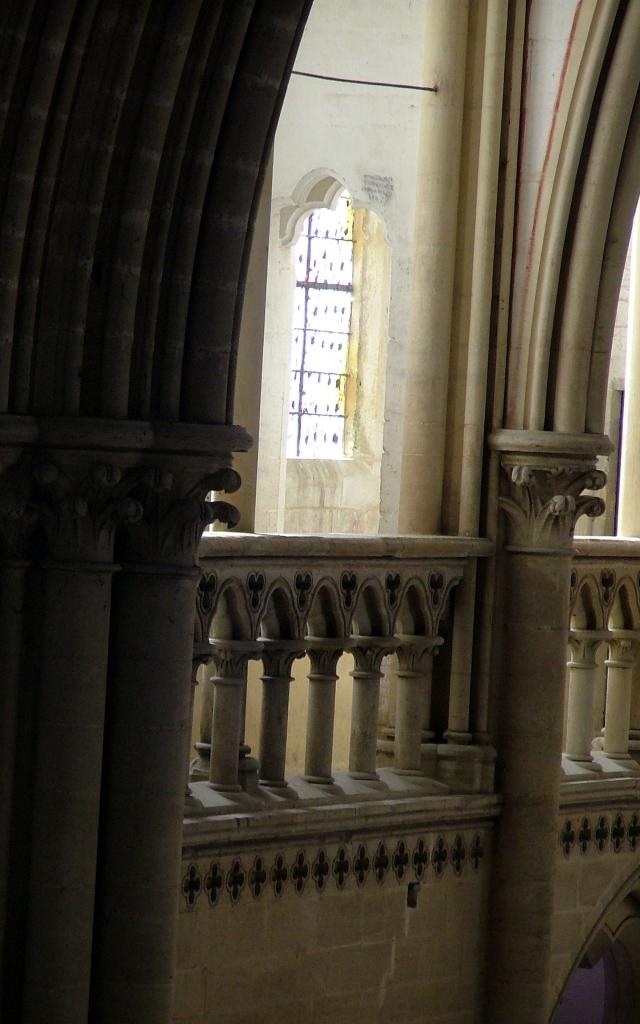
(348, 638, 396, 779)
(303, 639, 345, 784)
(258, 640, 305, 788)
(565, 630, 608, 768)
(603, 631, 640, 758)
(486, 435, 607, 1024)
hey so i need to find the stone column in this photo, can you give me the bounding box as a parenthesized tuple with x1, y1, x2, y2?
(397, 0, 470, 532)
(618, 209, 640, 535)
(14, 458, 131, 1024)
(208, 639, 261, 792)
(486, 431, 607, 1024)
(348, 638, 396, 780)
(258, 639, 304, 787)
(565, 630, 608, 769)
(603, 631, 640, 758)
(89, 462, 241, 1024)
(303, 639, 344, 784)
(394, 636, 442, 773)
(0, 472, 40, 1020)
(185, 650, 211, 808)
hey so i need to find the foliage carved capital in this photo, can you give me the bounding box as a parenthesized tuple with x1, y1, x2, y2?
(498, 458, 605, 551)
(0, 455, 241, 565)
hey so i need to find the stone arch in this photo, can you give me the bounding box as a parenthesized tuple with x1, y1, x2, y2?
(551, 858, 640, 1020)
(394, 578, 431, 637)
(571, 575, 605, 630)
(507, 0, 640, 434)
(209, 578, 253, 641)
(350, 577, 390, 638)
(0, 1, 312, 425)
(259, 579, 300, 639)
(305, 577, 345, 637)
(278, 168, 348, 246)
(608, 578, 640, 630)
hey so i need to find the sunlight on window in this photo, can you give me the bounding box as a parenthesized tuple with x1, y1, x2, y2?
(287, 190, 354, 458)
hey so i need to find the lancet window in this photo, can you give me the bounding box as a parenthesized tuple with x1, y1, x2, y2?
(287, 190, 354, 458)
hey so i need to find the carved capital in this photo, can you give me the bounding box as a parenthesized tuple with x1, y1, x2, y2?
(210, 639, 262, 680)
(606, 631, 640, 667)
(306, 639, 345, 679)
(0, 456, 142, 562)
(498, 458, 605, 551)
(395, 634, 443, 674)
(350, 636, 397, 675)
(259, 639, 306, 679)
(0, 454, 242, 566)
(567, 630, 609, 668)
(115, 465, 241, 567)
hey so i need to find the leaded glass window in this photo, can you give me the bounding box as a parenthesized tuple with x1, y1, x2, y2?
(287, 191, 354, 458)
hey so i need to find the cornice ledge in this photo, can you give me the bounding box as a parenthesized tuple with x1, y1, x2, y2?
(0, 415, 252, 458)
(489, 429, 612, 459)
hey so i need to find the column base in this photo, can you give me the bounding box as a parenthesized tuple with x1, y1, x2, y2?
(563, 753, 603, 772)
(238, 753, 260, 792)
(208, 781, 243, 793)
(443, 729, 472, 744)
(436, 742, 496, 792)
(301, 773, 335, 784)
(348, 769, 380, 781)
(189, 742, 210, 780)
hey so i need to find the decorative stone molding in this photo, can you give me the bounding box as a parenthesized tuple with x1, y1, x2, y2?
(181, 830, 487, 910)
(558, 811, 640, 856)
(197, 534, 482, 642)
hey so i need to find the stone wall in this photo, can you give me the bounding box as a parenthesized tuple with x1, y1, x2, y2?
(253, 0, 428, 535)
(550, 802, 640, 1014)
(175, 819, 494, 1024)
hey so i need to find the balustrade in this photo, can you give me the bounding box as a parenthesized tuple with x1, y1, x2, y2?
(566, 539, 640, 774)
(188, 534, 493, 813)
(603, 632, 640, 759)
(565, 630, 607, 769)
(349, 637, 396, 779)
